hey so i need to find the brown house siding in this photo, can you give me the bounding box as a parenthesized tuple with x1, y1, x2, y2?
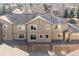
(26, 18, 51, 42)
(13, 24, 26, 40)
(0, 19, 13, 40)
(70, 32, 79, 40)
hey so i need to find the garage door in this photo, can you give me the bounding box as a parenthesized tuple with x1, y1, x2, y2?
(70, 33, 79, 40)
(53, 45, 70, 54)
(33, 44, 50, 52)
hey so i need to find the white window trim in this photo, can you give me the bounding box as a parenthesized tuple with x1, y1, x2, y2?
(54, 24, 62, 31)
(3, 33, 7, 39)
(58, 24, 62, 30)
(26, 16, 51, 25)
(17, 24, 25, 31)
(58, 33, 63, 38)
(45, 34, 49, 39)
(53, 24, 57, 30)
(30, 24, 37, 31)
(30, 34, 37, 41)
(39, 34, 43, 39)
(45, 24, 50, 30)
(18, 33, 25, 40)
(3, 24, 8, 30)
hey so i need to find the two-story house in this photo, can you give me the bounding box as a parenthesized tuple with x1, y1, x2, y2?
(0, 13, 68, 52)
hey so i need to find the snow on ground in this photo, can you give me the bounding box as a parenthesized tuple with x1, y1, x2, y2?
(0, 44, 29, 56)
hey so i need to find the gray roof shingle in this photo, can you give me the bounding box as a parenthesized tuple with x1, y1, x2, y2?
(5, 13, 66, 25)
(6, 14, 34, 24)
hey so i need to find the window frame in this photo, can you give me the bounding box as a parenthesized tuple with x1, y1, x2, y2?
(58, 24, 62, 30)
(45, 24, 50, 30)
(30, 24, 37, 31)
(18, 34, 25, 40)
(58, 33, 62, 38)
(45, 35, 49, 38)
(3, 33, 7, 39)
(30, 34, 36, 40)
(40, 34, 43, 39)
(54, 24, 57, 30)
(54, 24, 62, 30)
(3, 24, 8, 30)
(17, 24, 25, 31)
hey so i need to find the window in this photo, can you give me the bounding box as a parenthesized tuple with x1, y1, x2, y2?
(55, 25, 57, 29)
(58, 24, 61, 30)
(31, 35, 36, 40)
(54, 24, 61, 30)
(68, 19, 76, 24)
(58, 34, 62, 37)
(40, 35, 43, 38)
(45, 24, 50, 30)
(19, 34, 25, 39)
(17, 24, 25, 31)
(58, 34, 61, 37)
(3, 24, 8, 30)
(45, 35, 48, 38)
(3, 33, 7, 39)
(31, 24, 37, 30)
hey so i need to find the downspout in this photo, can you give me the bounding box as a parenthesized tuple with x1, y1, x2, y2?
(12, 24, 14, 40)
(25, 24, 29, 52)
(25, 24, 27, 44)
(69, 32, 71, 42)
(49, 24, 52, 52)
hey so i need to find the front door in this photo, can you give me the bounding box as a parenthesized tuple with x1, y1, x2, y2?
(64, 32, 70, 41)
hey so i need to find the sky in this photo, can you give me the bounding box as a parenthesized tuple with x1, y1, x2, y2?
(0, 0, 79, 3)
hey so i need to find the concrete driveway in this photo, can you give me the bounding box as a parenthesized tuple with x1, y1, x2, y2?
(29, 52, 50, 56)
(0, 44, 29, 56)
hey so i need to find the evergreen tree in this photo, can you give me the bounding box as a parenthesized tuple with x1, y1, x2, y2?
(69, 9, 75, 18)
(5, 4, 12, 13)
(43, 4, 49, 13)
(77, 7, 79, 18)
(2, 4, 6, 15)
(63, 9, 68, 18)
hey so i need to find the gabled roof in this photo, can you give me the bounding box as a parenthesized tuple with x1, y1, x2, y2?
(0, 16, 13, 24)
(0, 13, 67, 26)
(52, 15, 67, 24)
(5, 14, 34, 24)
(25, 16, 53, 24)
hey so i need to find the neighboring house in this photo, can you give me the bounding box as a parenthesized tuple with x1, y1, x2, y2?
(64, 18, 79, 42)
(64, 23, 79, 41)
